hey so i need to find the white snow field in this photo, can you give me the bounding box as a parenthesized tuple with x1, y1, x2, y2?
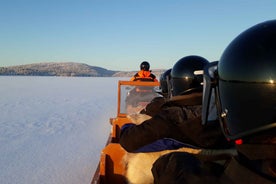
(0, 76, 127, 184)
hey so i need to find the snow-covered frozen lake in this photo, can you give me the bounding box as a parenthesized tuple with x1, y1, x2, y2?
(0, 76, 127, 184)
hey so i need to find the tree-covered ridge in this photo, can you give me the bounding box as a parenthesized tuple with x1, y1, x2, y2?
(0, 62, 117, 77)
(0, 62, 165, 77)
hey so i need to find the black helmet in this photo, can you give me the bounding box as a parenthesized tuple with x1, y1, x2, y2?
(171, 55, 209, 96)
(216, 20, 276, 140)
(159, 68, 172, 94)
(140, 61, 150, 71)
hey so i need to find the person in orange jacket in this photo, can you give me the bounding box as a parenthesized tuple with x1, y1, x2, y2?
(130, 61, 158, 82)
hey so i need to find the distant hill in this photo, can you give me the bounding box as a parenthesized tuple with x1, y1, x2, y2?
(0, 62, 165, 77)
(0, 62, 116, 77)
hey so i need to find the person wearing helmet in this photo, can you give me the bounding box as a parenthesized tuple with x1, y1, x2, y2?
(151, 61, 229, 184)
(130, 61, 158, 82)
(215, 19, 276, 183)
(120, 56, 233, 184)
(126, 61, 158, 114)
(120, 55, 231, 152)
(152, 20, 276, 184)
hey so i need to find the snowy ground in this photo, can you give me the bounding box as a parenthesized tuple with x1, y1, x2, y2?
(0, 76, 127, 184)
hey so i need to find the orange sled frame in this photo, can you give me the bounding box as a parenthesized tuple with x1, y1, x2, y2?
(91, 80, 160, 184)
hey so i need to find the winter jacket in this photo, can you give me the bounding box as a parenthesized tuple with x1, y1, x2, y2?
(119, 93, 232, 152)
(130, 70, 158, 82)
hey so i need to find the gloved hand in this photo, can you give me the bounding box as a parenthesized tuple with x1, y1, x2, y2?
(140, 97, 166, 116)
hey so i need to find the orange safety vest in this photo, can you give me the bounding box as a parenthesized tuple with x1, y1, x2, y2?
(130, 70, 158, 82)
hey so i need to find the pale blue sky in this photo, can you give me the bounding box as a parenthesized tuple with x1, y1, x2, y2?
(0, 0, 275, 71)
